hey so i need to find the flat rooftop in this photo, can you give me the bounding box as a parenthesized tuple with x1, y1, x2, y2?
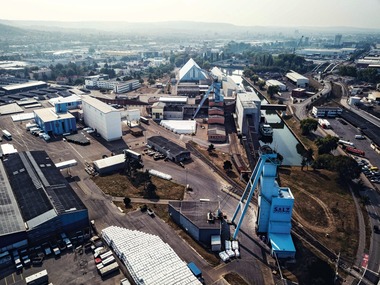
(82, 96, 119, 114)
(169, 201, 221, 229)
(2, 151, 86, 227)
(1, 81, 47, 91)
(34, 107, 75, 122)
(269, 232, 296, 253)
(0, 161, 25, 236)
(93, 154, 125, 170)
(148, 136, 189, 157)
(159, 97, 188, 103)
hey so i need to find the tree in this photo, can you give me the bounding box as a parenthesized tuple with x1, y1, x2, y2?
(333, 156, 361, 180)
(207, 144, 215, 152)
(223, 160, 233, 172)
(300, 118, 318, 135)
(144, 181, 157, 198)
(251, 75, 259, 84)
(258, 80, 265, 90)
(139, 78, 144, 84)
(148, 78, 155, 85)
(88, 47, 95, 54)
(267, 85, 280, 98)
(315, 135, 339, 154)
(123, 197, 131, 207)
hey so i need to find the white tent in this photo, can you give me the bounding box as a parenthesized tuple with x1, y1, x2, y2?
(160, 120, 196, 134)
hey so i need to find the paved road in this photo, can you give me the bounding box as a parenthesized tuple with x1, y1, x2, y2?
(337, 82, 380, 128)
(292, 81, 332, 120)
(363, 187, 380, 275)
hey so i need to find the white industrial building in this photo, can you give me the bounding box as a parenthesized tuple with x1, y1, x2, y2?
(82, 96, 122, 141)
(160, 120, 196, 134)
(84, 75, 140, 94)
(235, 92, 261, 135)
(124, 109, 141, 127)
(285, 70, 309, 88)
(266, 80, 287, 91)
(179, 58, 209, 83)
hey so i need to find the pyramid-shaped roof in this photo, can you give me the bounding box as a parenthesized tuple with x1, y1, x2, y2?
(179, 58, 208, 82)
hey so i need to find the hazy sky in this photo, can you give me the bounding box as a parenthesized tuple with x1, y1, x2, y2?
(1, 0, 380, 28)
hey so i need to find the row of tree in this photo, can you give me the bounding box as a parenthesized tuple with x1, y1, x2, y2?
(299, 118, 361, 180)
(338, 65, 380, 83)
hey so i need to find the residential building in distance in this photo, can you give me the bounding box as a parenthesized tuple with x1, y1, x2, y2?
(312, 106, 342, 118)
(84, 74, 140, 93)
(82, 96, 122, 141)
(29, 68, 52, 80)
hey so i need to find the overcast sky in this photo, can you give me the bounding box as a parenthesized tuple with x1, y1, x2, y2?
(1, 0, 379, 29)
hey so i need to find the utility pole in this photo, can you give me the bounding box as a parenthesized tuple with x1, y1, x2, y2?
(334, 252, 340, 283)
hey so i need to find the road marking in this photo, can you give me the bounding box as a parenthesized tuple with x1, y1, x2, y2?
(4, 276, 8, 285)
(12, 274, 15, 283)
(67, 142, 84, 159)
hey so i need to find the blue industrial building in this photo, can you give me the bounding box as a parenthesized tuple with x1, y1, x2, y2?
(168, 201, 221, 247)
(34, 102, 77, 135)
(232, 145, 296, 259)
(0, 151, 89, 250)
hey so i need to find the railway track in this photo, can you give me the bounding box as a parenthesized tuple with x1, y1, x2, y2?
(186, 142, 355, 273)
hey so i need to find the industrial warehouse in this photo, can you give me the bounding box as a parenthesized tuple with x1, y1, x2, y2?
(147, 136, 190, 162)
(168, 200, 222, 248)
(0, 151, 89, 250)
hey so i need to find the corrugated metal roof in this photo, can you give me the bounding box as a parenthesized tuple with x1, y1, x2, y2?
(102, 226, 202, 285)
(0, 161, 25, 236)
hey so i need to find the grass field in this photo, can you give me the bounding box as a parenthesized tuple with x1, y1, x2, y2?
(279, 166, 359, 262)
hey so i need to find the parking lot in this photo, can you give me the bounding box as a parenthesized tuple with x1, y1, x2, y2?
(324, 117, 380, 187)
(0, 245, 123, 285)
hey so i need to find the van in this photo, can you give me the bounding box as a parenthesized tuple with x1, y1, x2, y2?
(355, 135, 365, 140)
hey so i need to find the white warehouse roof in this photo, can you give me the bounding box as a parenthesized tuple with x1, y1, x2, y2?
(93, 154, 125, 170)
(102, 226, 202, 285)
(159, 97, 187, 104)
(266, 80, 286, 88)
(82, 96, 119, 114)
(286, 70, 308, 81)
(160, 120, 196, 134)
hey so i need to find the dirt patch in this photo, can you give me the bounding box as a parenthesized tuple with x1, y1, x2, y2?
(279, 166, 359, 262)
(192, 143, 247, 188)
(283, 235, 336, 285)
(92, 172, 185, 200)
(224, 272, 250, 285)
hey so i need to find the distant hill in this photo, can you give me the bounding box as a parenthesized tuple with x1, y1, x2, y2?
(0, 22, 30, 37)
(0, 19, 379, 36)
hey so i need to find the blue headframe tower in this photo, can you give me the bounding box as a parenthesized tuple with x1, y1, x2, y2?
(231, 145, 296, 259)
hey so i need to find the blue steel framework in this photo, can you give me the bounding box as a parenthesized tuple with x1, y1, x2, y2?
(231, 145, 279, 240)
